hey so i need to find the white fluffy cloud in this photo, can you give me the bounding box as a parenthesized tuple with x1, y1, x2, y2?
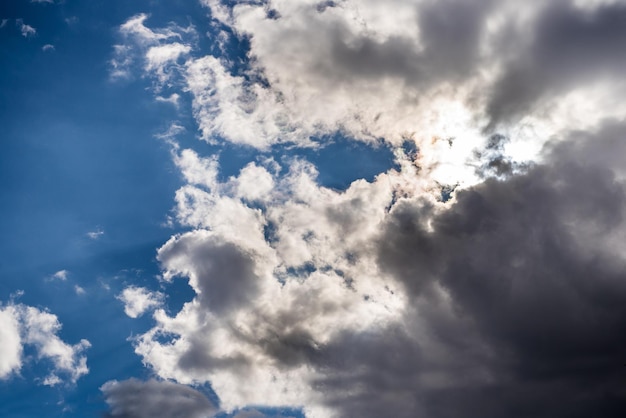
(0, 302, 90, 385)
(117, 286, 165, 318)
(49, 269, 69, 281)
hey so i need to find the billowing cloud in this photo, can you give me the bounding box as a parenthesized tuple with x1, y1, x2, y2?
(101, 378, 217, 418)
(109, 1, 626, 417)
(0, 302, 90, 385)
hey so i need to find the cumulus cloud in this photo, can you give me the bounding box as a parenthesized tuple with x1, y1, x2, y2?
(0, 302, 90, 385)
(101, 378, 218, 418)
(110, 1, 626, 417)
(117, 286, 165, 318)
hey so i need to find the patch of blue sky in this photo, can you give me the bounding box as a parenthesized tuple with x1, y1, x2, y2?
(187, 132, 397, 190)
(0, 0, 190, 416)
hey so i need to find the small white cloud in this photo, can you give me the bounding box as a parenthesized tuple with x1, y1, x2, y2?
(42, 375, 62, 386)
(16, 19, 36, 37)
(74, 285, 86, 296)
(155, 93, 180, 107)
(0, 19, 8, 29)
(86, 228, 104, 240)
(49, 270, 69, 281)
(117, 286, 164, 318)
(42, 44, 55, 52)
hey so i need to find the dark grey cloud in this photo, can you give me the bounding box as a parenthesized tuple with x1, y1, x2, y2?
(328, 0, 494, 86)
(158, 233, 260, 315)
(101, 379, 217, 418)
(370, 120, 626, 417)
(486, 1, 626, 128)
(217, 121, 626, 418)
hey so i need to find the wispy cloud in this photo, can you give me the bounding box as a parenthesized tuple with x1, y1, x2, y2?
(49, 270, 69, 281)
(16, 19, 36, 38)
(42, 44, 55, 52)
(86, 228, 104, 240)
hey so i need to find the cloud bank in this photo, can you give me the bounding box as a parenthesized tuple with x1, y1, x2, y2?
(106, 1, 626, 417)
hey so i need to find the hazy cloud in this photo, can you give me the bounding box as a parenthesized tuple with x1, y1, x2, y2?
(102, 379, 218, 418)
(16, 19, 36, 37)
(86, 228, 104, 239)
(49, 269, 69, 281)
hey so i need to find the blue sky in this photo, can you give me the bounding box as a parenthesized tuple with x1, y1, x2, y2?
(2, 1, 626, 417)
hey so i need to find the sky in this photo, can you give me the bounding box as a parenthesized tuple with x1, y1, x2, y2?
(1, 0, 626, 417)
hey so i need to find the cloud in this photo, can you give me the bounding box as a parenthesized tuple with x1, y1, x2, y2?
(117, 286, 165, 318)
(49, 269, 69, 281)
(86, 228, 104, 239)
(0, 302, 90, 385)
(16, 19, 36, 37)
(485, 1, 626, 130)
(42, 44, 55, 52)
(111, 14, 195, 83)
(0, 19, 8, 29)
(131, 109, 626, 418)
(0, 305, 22, 379)
(371, 121, 626, 418)
(156, 93, 180, 107)
(101, 378, 218, 418)
(112, 1, 626, 417)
